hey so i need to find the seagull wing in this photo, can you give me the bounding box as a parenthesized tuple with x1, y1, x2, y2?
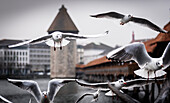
(107, 42, 152, 67)
(90, 12, 124, 19)
(131, 17, 166, 33)
(7, 78, 42, 103)
(0, 95, 12, 103)
(161, 42, 170, 70)
(76, 79, 109, 89)
(76, 93, 93, 103)
(8, 34, 52, 48)
(122, 78, 165, 89)
(47, 79, 75, 101)
(62, 31, 108, 40)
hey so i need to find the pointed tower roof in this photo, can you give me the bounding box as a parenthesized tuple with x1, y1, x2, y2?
(47, 5, 79, 34)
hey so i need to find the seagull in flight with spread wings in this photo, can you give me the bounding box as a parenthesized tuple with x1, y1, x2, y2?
(107, 42, 170, 79)
(91, 11, 167, 33)
(75, 78, 164, 97)
(75, 89, 100, 103)
(8, 31, 109, 51)
(8, 78, 75, 103)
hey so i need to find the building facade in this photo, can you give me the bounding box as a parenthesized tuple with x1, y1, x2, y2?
(29, 43, 50, 73)
(0, 39, 50, 76)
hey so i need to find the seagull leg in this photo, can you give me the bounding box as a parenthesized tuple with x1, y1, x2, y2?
(147, 71, 149, 83)
(60, 41, 62, 50)
(54, 42, 56, 51)
(154, 71, 157, 82)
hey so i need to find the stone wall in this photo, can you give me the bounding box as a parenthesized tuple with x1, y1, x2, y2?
(50, 40, 77, 78)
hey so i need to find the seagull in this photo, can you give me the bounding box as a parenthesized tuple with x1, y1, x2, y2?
(0, 95, 12, 103)
(8, 31, 109, 51)
(75, 89, 100, 103)
(7, 78, 75, 103)
(107, 42, 170, 79)
(91, 11, 167, 33)
(76, 79, 126, 90)
(76, 78, 165, 96)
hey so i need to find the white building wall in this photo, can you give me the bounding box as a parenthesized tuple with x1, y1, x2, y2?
(29, 46, 50, 71)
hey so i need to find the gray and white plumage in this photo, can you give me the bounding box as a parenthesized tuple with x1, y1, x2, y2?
(75, 89, 100, 103)
(7, 78, 75, 103)
(8, 31, 108, 50)
(76, 78, 165, 96)
(76, 78, 164, 89)
(0, 95, 12, 103)
(107, 42, 170, 78)
(91, 11, 167, 33)
(76, 79, 126, 90)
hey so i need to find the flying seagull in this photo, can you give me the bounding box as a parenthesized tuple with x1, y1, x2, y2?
(0, 95, 12, 103)
(75, 78, 163, 96)
(107, 42, 170, 79)
(8, 31, 109, 50)
(8, 78, 75, 103)
(75, 89, 100, 103)
(91, 11, 167, 33)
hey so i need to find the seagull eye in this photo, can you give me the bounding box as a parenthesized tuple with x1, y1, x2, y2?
(156, 62, 160, 65)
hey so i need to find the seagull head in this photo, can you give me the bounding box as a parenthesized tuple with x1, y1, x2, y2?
(52, 32, 63, 41)
(42, 91, 48, 98)
(118, 79, 127, 85)
(115, 79, 126, 89)
(156, 60, 164, 69)
(127, 14, 133, 18)
(120, 14, 133, 25)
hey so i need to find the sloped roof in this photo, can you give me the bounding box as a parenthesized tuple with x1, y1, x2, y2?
(144, 22, 170, 53)
(76, 56, 111, 68)
(47, 5, 79, 34)
(86, 56, 111, 67)
(0, 39, 23, 48)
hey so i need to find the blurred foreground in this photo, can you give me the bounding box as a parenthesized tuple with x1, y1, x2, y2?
(0, 78, 115, 103)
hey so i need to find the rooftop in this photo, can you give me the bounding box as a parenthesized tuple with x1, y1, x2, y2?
(47, 5, 79, 34)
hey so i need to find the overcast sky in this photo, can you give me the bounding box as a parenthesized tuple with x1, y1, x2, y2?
(0, 0, 169, 47)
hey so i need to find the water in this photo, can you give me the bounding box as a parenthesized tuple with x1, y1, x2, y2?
(0, 78, 115, 103)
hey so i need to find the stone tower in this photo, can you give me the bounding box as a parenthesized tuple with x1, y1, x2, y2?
(48, 5, 79, 78)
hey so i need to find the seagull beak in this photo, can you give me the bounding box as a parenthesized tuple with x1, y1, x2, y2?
(161, 65, 164, 67)
(124, 82, 127, 85)
(45, 95, 47, 98)
(120, 22, 124, 25)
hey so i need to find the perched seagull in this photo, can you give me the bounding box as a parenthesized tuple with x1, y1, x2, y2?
(76, 78, 162, 96)
(75, 89, 100, 103)
(8, 31, 109, 50)
(91, 11, 167, 33)
(0, 95, 12, 103)
(8, 78, 75, 103)
(107, 42, 170, 79)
